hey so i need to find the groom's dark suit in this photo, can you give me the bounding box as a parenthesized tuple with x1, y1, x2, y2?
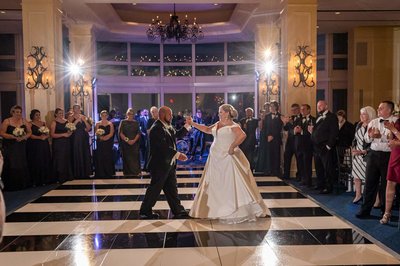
(140, 119, 188, 217)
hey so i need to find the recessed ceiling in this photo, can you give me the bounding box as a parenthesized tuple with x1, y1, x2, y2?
(111, 3, 237, 24)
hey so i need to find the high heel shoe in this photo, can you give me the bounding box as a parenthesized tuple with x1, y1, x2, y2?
(379, 212, 391, 224)
(352, 196, 363, 204)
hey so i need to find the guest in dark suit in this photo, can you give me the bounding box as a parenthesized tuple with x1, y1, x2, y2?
(239, 107, 259, 170)
(189, 109, 206, 161)
(139, 106, 190, 219)
(264, 101, 283, 177)
(295, 104, 316, 187)
(139, 109, 149, 169)
(282, 103, 302, 180)
(336, 110, 355, 149)
(310, 100, 339, 194)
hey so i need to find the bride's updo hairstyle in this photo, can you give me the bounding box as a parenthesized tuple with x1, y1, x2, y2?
(220, 104, 238, 120)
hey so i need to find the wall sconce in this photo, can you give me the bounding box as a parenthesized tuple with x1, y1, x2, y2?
(26, 46, 51, 90)
(260, 49, 280, 103)
(69, 59, 95, 112)
(293, 45, 315, 88)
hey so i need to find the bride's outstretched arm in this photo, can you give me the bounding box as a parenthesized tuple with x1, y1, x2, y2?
(228, 125, 247, 155)
(187, 117, 213, 134)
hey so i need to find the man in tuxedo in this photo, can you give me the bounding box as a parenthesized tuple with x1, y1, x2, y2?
(139, 106, 190, 219)
(356, 101, 397, 218)
(239, 107, 260, 170)
(295, 104, 316, 187)
(282, 103, 302, 180)
(264, 101, 283, 177)
(310, 100, 339, 194)
(139, 109, 149, 169)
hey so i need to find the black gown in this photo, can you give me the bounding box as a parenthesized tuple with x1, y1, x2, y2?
(52, 121, 73, 182)
(119, 120, 141, 175)
(95, 124, 115, 178)
(27, 123, 51, 185)
(2, 125, 30, 190)
(71, 120, 92, 179)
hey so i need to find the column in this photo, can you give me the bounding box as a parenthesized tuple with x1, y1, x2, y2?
(68, 23, 95, 118)
(280, 0, 317, 114)
(22, 0, 63, 122)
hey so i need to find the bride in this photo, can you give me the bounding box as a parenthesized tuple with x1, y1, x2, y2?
(188, 104, 269, 223)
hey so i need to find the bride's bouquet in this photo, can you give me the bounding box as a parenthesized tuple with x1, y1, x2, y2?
(65, 122, 76, 132)
(95, 128, 105, 137)
(38, 126, 50, 135)
(12, 127, 25, 137)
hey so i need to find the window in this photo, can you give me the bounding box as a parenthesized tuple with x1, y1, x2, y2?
(332, 58, 348, 70)
(317, 59, 325, 71)
(97, 42, 127, 61)
(316, 89, 325, 105)
(195, 65, 224, 76)
(227, 42, 255, 61)
(131, 43, 160, 62)
(164, 44, 192, 62)
(333, 33, 348, 55)
(164, 93, 192, 115)
(131, 94, 159, 111)
(164, 66, 192, 77)
(317, 34, 326, 56)
(228, 64, 254, 75)
(196, 43, 224, 62)
(228, 92, 254, 120)
(196, 93, 224, 116)
(131, 66, 160, 76)
(0, 34, 15, 55)
(332, 89, 347, 113)
(0, 59, 15, 72)
(97, 65, 128, 76)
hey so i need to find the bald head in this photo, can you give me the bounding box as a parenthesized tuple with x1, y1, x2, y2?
(317, 100, 328, 113)
(159, 106, 173, 124)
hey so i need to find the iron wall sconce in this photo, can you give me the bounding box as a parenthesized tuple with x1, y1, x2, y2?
(26, 46, 50, 90)
(293, 45, 315, 88)
(263, 71, 279, 102)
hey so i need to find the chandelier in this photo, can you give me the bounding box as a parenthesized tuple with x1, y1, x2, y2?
(146, 4, 204, 43)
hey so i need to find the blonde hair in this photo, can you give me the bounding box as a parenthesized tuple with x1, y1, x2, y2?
(360, 106, 377, 121)
(126, 108, 134, 117)
(220, 104, 238, 119)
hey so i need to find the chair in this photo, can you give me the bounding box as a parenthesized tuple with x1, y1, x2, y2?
(335, 146, 353, 194)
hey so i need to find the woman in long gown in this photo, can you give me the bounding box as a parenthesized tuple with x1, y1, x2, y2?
(27, 109, 52, 186)
(189, 104, 269, 223)
(95, 110, 115, 178)
(119, 108, 141, 175)
(51, 108, 73, 182)
(71, 104, 92, 179)
(0, 105, 31, 191)
(380, 118, 400, 224)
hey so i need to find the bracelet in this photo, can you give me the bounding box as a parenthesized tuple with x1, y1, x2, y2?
(124, 137, 129, 142)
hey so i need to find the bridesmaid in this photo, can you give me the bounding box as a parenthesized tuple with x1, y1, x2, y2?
(51, 108, 73, 182)
(0, 105, 31, 190)
(27, 109, 51, 186)
(119, 108, 141, 175)
(71, 104, 92, 179)
(95, 110, 115, 178)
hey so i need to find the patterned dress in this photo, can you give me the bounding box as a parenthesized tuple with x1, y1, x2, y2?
(351, 125, 367, 181)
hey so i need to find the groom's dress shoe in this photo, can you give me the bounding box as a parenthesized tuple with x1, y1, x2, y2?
(139, 212, 160, 220)
(173, 211, 191, 219)
(355, 210, 370, 219)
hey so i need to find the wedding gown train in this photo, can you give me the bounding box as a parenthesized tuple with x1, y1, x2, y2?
(189, 124, 269, 223)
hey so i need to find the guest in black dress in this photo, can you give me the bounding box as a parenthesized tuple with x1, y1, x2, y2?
(95, 110, 115, 178)
(0, 105, 31, 190)
(27, 109, 51, 186)
(50, 108, 73, 182)
(119, 108, 141, 175)
(71, 104, 92, 179)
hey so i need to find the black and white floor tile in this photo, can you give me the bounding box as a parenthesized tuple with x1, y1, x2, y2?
(1, 167, 399, 265)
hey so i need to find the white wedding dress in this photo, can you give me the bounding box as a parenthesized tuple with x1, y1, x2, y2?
(189, 124, 269, 223)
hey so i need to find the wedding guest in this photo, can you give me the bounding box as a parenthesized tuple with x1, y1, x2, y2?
(239, 107, 259, 170)
(51, 108, 73, 182)
(356, 101, 397, 218)
(139, 109, 149, 169)
(351, 106, 376, 204)
(95, 110, 115, 178)
(264, 101, 283, 177)
(71, 104, 92, 179)
(119, 108, 141, 175)
(0, 105, 32, 190)
(27, 109, 51, 186)
(189, 109, 206, 161)
(282, 103, 301, 180)
(255, 102, 270, 173)
(310, 100, 339, 194)
(379, 118, 400, 224)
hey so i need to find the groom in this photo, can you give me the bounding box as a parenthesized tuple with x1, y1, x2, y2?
(139, 106, 191, 219)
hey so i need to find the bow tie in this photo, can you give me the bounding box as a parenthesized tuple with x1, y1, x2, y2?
(379, 119, 389, 123)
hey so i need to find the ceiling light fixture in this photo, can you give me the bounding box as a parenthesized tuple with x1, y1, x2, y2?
(146, 3, 204, 43)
